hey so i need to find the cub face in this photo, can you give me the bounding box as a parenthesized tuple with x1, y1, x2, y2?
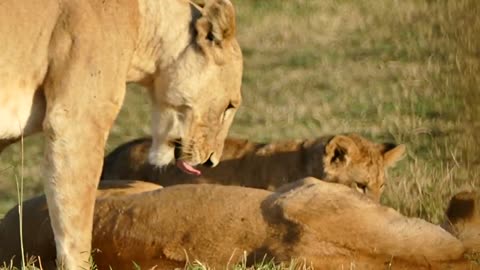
(307, 134, 406, 201)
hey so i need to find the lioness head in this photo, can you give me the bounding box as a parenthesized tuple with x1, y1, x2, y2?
(149, 0, 242, 175)
(305, 134, 406, 201)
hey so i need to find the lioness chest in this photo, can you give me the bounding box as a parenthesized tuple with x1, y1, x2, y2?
(0, 0, 139, 142)
(0, 1, 59, 140)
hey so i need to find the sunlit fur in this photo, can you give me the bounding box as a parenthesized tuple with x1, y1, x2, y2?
(0, 180, 478, 269)
(0, 0, 242, 268)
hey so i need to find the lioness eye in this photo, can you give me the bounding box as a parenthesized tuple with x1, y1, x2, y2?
(355, 182, 367, 193)
(226, 102, 235, 111)
(221, 102, 235, 122)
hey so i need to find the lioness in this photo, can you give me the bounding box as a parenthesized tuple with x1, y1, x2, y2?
(1, 180, 478, 270)
(0, 0, 242, 268)
(101, 134, 406, 201)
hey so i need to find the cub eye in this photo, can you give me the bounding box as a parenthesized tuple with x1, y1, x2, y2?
(355, 182, 367, 194)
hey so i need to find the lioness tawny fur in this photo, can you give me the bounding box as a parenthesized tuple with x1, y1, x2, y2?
(0, 0, 242, 267)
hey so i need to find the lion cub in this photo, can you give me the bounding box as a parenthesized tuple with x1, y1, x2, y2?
(101, 134, 405, 201)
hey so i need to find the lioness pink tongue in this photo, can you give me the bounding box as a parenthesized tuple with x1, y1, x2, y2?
(176, 160, 202, 176)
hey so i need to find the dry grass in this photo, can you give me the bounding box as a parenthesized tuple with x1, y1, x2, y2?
(0, 0, 479, 268)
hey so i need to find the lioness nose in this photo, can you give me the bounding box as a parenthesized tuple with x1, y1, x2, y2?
(203, 152, 216, 168)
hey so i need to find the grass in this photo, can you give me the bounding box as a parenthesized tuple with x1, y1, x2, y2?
(0, 0, 479, 268)
(0, 255, 314, 270)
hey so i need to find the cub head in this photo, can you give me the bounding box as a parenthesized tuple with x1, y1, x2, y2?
(149, 0, 242, 175)
(306, 134, 406, 201)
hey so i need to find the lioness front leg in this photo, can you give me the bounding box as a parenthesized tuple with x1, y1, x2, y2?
(43, 85, 124, 269)
(42, 35, 128, 268)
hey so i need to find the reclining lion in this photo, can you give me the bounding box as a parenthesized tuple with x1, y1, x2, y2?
(1, 180, 478, 269)
(101, 134, 406, 201)
(0, 0, 242, 267)
(0, 180, 162, 269)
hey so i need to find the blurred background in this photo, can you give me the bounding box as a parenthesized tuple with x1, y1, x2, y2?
(0, 0, 478, 224)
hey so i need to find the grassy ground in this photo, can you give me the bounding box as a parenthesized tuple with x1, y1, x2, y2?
(0, 0, 479, 268)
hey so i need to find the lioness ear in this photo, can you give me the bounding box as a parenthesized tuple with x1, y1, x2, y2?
(195, 0, 236, 49)
(380, 143, 406, 167)
(324, 135, 359, 167)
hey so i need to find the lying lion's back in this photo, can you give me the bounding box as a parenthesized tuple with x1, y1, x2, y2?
(101, 137, 262, 182)
(102, 137, 153, 180)
(101, 136, 313, 189)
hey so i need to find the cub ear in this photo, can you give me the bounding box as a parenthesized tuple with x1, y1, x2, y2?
(195, 0, 236, 49)
(324, 135, 359, 167)
(380, 143, 406, 167)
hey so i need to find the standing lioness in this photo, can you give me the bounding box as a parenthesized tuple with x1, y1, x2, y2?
(102, 134, 405, 201)
(0, 0, 242, 268)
